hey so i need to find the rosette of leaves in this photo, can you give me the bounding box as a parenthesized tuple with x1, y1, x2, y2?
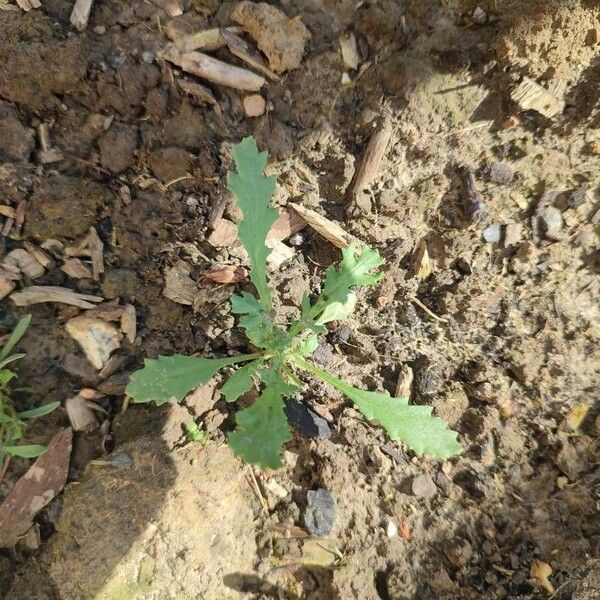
(126, 137, 461, 468)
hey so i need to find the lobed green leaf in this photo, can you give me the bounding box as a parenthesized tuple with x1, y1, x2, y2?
(227, 137, 278, 310)
(221, 360, 262, 402)
(126, 354, 258, 406)
(295, 358, 461, 459)
(228, 381, 292, 469)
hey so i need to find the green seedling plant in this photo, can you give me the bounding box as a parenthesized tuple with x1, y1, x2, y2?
(126, 137, 461, 468)
(0, 315, 60, 472)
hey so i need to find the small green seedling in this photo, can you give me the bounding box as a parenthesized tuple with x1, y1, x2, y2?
(184, 419, 206, 444)
(126, 137, 460, 468)
(0, 315, 60, 472)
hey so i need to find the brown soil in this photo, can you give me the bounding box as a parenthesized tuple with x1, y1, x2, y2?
(0, 1, 599, 599)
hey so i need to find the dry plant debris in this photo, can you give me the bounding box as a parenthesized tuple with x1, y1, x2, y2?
(0, 428, 72, 548)
(231, 1, 311, 73)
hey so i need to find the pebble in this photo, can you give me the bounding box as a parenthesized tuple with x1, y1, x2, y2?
(304, 489, 337, 536)
(141, 51, 155, 64)
(107, 453, 133, 468)
(568, 185, 588, 208)
(539, 207, 563, 240)
(489, 162, 514, 185)
(412, 473, 437, 498)
(107, 54, 127, 69)
(503, 223, 522, 247)
(443, 537, 473, 567)
(386, 520, 398, 538)
(288, 232, 305, 246)
(285, 400, 332, 439)
(483, 224, 501, 243)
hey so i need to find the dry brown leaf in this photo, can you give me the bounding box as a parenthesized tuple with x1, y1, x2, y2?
(202, 266, 248, 285)
(530, 559, 554, 594)
(0, 428, 73, 548)
(120, 304, 137, 343)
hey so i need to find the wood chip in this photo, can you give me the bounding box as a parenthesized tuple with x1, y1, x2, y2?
(0, 428, 73, 548)
(0, 277, 15, 301)
(61, 258, 93, 279)
(208, 218, 238, 247)
(23, 242, 54, 269)
(65, 316, 121, 370)
(2, 249, 45, 279)
(202, 265, 247, 284)
(170, 26, 243, 52)
(339, 32, 360, 70)
(11, 286, 103, 309)
(65, 394, 98, 432)
(15, 0, 41, 11)
(411, 239, 431, 280)
(120, 304, 137, 343)
(511, 77, 564, 119)
(98, 353, 128, 380)
(395, 365, 414, 398)
(243, 94, 267, 117)
(153, 0, 182, 17)
(163, 261, 198, 305)
(83, 300, 125, 322)
(70, 0, 93, 31)
(220, 29, 280, 82)
(291, 204, 353, 249)
(178, 79, 217, 105)
(163, 47, 266, 92)
(0, 205, 16, 219)
(0, 267, 21, 281)
(266, 208, 306, 246)
(87, 227, 104, 281)
(352, 119, 393, 196)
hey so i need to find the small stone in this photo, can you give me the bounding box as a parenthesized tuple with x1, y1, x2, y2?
(443, 538, 473, 567)
(472, 6, 487, 24)
(539, 207, 563, 240)
(288, 232, 305, 246)
(93, 25, 106, 35)
(386, 520, 398, 538)
(285, 400, 331, 439)
(141, 51, 155, 64)
(503, 223, 522, 247)
(489, 162, 514, 185)
(304, 489, 337, 536)
(107, 453, 133, 467)
(483, 224, 501, 244)
(411, 473, 437, 498)
(107, 54, 127, 69)
(207, 218, 238, 247)
(243, 94, 266, 117)
(568, 186, 588, 209)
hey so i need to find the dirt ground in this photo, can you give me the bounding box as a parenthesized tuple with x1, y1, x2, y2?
(0, 0, 599, 598)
